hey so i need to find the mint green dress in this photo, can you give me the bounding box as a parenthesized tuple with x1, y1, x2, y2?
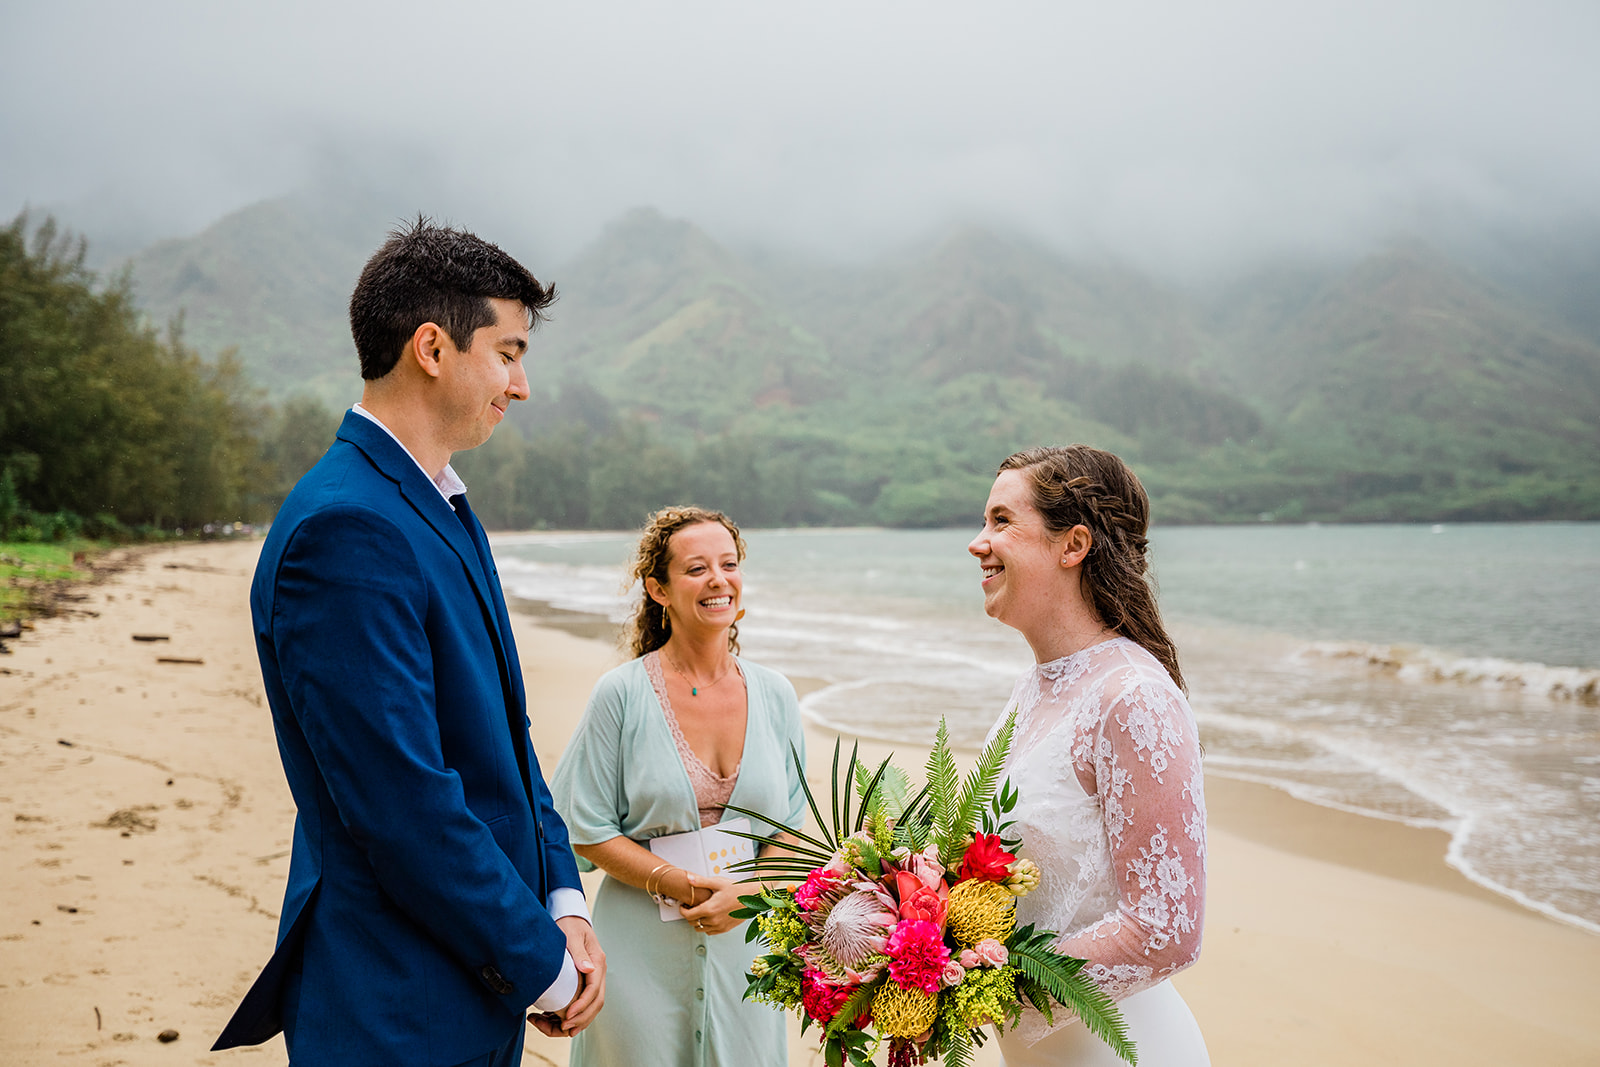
(552, 656, 805, 1067)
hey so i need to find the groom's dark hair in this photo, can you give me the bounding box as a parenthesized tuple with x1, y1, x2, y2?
(349, 215, 557, 380)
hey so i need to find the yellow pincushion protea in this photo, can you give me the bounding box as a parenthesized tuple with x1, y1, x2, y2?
(872, 981, 940, 1038)
(946, 879, 1016, 944)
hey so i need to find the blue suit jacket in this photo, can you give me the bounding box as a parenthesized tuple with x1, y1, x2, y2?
(213, 412, 582, 1066)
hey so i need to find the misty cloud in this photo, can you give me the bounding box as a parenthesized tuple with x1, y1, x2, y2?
(4, 0, 1599, 273)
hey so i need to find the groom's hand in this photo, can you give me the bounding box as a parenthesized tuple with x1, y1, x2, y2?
(554, 915, 606, 1034)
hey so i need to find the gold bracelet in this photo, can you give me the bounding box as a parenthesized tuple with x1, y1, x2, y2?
(650, 863, 679, 904)
(645, 861, 672, 899)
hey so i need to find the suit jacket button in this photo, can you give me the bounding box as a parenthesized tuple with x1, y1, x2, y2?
(479, 965, 514, 996)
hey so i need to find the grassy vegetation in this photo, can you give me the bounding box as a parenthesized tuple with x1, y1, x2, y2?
(0, 541, 96, 622)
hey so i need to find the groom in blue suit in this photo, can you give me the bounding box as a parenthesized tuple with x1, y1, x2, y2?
(213, 220, 605, 1066)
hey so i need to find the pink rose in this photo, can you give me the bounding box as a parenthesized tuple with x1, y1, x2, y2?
(958, 948, 981, 969)
(974, 938, 1009, 967)
(941, 959, 966, 988)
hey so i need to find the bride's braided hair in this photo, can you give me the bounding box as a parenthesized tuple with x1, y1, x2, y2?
(998, 445, 1185, 692)
(625, 506, 747, 660)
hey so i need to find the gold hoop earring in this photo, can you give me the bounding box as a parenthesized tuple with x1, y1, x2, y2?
(661, 604, 670, 630)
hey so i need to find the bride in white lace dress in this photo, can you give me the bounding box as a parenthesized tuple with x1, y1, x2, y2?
(970, 446, 1209, 1066)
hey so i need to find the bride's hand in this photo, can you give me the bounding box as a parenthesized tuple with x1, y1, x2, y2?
(678, 873, 744, 935)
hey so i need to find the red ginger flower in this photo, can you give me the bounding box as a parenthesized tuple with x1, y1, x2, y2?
(884, 919, 952, 995)
(957, 833, 1017, 882)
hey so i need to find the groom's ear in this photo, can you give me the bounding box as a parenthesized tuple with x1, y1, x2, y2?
(406, 322, 450, 380)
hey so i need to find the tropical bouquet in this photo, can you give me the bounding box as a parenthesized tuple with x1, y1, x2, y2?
(722, 713, 1136, 1067)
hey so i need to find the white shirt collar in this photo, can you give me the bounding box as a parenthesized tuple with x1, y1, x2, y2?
(350, 403, 468, 503)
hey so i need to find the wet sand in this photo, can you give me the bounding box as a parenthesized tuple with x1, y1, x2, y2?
(3, 539, 1598, 1066)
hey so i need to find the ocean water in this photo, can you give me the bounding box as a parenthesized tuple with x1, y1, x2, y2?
(492, 523, 1600, 932)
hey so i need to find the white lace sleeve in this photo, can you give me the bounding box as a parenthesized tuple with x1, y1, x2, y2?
(1056, 661, 1207, 999)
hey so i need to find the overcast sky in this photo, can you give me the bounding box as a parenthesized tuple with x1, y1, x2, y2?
(4, 0, 1598, 273)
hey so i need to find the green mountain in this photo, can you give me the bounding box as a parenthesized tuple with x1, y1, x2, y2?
(121, 200, 1600, 527)
(127, 195, 372, 407)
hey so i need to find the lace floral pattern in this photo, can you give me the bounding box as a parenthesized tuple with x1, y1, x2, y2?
(988, 638, 1206, 1046)
(644, 651, 741, 827)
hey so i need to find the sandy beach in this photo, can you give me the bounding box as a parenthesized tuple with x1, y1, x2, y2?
(3, 539, 1599, 1066)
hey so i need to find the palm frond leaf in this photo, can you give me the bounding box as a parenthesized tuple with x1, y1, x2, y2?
(830, 738, 843, 844)
(841, 740, 859, 842)
(854, 756, 909, 821)
(785, 740, 837, 852)
(719, 801, 836, 857)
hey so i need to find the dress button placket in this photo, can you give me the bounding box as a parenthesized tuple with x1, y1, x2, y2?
(693, 927, 709, 1063)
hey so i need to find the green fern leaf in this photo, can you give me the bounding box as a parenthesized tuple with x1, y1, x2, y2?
(941, 1025, 975, 1067)
(824, 981, 879, 1038)
(1009, 939, 1136, 1064)
(925, 718, 961, 861)
(951, 708, 1016, 847)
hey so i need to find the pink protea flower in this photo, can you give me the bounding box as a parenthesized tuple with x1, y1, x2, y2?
(884, 919, 952, 994)
(818, 887, 898, 972)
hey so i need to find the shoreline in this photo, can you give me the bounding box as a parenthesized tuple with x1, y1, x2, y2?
(2, 543, 1597, 1067)
(501, 595, 1561, 923)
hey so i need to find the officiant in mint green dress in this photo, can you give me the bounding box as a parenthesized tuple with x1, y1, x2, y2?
(552, 506, 805, 1067)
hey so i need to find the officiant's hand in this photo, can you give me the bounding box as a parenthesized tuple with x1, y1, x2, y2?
(555, 915, 606, 1033)
(679, 873, 742, 935)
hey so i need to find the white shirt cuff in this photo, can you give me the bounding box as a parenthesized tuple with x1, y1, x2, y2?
(547, 887, 591, 924)
(529, 888, 592, 1012)
(531, 952, 579, 1013)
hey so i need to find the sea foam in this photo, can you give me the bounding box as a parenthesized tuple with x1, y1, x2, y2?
(1304, 642, 1600, 705)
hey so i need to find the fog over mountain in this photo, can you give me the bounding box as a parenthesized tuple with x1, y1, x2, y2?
(5, 1, 1600, 277)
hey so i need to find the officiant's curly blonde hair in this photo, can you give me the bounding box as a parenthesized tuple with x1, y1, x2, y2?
(625, 506, 747, 659)
(999, 445, 1185, 692)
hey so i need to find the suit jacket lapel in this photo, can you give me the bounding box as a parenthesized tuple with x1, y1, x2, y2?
(451, 497, 540, 818)
(333, 415, 539, 816)
(335, 413, 494, 603)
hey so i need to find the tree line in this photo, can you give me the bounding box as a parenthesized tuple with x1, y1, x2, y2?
(0, 215, 336, 541)
(0, 213, 907, 541)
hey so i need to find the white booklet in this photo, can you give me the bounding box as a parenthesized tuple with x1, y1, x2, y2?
(647, 817, 755, 922)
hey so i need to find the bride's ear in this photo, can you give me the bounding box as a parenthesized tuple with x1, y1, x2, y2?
(644, 576, 668, 605)
(1058, 525, 1093, 569)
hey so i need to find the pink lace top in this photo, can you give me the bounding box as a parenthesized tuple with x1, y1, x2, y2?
(644, 651, 742, 826)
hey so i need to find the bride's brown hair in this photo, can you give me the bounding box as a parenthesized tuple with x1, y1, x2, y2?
(997, 445, 1184, 692)
(625, 506, 747, 660)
